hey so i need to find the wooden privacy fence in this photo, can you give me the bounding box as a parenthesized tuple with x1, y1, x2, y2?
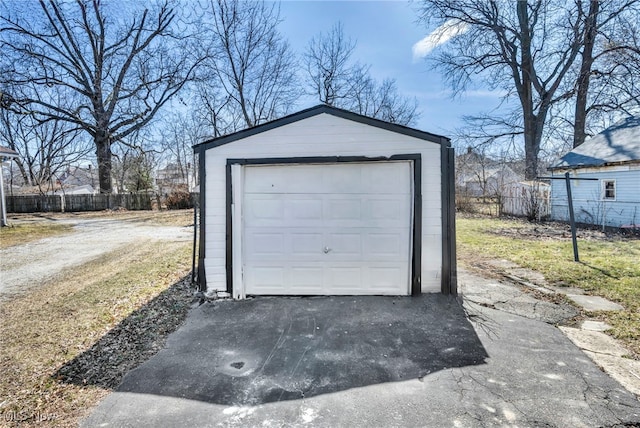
(7, 193, 153, 213)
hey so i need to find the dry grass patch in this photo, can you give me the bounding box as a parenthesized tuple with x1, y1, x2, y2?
(73, 208, 194, 227)
(124, 209, 195, 227)
(6, 208, 194, 228)
(0, 223, 72, 249)
(457, 214, 640, 357)
(0, 239, 194, 427)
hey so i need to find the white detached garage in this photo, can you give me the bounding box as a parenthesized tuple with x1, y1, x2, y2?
(194, 105, 457, 298)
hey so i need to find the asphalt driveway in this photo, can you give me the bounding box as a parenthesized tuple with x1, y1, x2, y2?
(82, 280, 640, 427)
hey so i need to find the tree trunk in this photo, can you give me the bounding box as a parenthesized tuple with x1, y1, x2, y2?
(518, 1, 539, 181)
(523, 119, 540, 180)
(573, 0, 599, 148)
(95, 134, 113, 194)
(13, 158, 31, 187)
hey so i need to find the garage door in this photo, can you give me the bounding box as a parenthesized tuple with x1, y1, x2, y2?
(242, 161, 412, 295)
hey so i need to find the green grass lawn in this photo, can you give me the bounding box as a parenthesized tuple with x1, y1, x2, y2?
(457, 215, 640, 356)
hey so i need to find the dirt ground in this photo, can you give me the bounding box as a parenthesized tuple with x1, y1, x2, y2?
(0, 211, 194, 299)
(484, 215, 640, 242)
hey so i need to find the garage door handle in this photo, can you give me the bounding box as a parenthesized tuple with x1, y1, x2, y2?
(323, 247, 332, 254)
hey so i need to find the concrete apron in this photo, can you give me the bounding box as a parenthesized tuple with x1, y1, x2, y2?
(82, 281, 640, 427)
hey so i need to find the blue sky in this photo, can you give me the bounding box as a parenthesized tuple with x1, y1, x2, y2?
(277, 1, 506, 137)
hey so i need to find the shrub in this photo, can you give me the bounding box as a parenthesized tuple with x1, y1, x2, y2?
(164, 191, 194, 210)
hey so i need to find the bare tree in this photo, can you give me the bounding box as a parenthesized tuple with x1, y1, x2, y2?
(417, 0, 588, 179)
(0, 105, 90, 193)
(349, 75, 420, 125)
(112, 146, 155, 193)
(157, 109, 205, 191)
(304, 22, 420, 126)
(573, 0, 601, 148)
(192, 84, 240, 138)
(202, 0, 300, 130)
(1, 0, 205, 193)
(305, 22, 364, 106)
(572, 0, 640, 147)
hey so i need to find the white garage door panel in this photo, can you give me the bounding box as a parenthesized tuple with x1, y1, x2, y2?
(245, 194, 410, 229)
(369, 266, 404, 289)
(244, 163, 411, 195)
(291, 233, 323, 255)
(247, 232, 285, 256)
(244, 227, 409, 262)
(243, 162, 412, 295)
(290, 267, 324, 289)
(290, 199, 323, 219)
(246, 266, 285, 290)
(246, 264, 407, 295)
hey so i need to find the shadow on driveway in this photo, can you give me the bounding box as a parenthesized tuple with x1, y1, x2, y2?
(76, 294, 487, 406)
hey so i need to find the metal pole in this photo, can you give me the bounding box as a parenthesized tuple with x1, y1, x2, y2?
(0, 160, 7, 227)
(191, 199, 198, 284)
(565, 172, 579, 262)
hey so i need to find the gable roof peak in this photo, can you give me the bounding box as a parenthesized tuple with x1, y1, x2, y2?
(194, 104, 449, 152)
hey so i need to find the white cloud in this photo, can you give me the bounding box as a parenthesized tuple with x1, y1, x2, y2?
(412, 19, 469, 62)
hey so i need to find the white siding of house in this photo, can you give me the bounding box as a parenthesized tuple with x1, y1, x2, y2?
(550, 164, 640, 228)
(203, 113, 443, 293)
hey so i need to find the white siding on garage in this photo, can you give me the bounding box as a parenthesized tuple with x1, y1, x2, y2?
(550, 165, 640, 228)
(203, 113, 443, 293)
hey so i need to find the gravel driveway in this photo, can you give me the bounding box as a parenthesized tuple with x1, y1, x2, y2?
(0, 217, 193, 299)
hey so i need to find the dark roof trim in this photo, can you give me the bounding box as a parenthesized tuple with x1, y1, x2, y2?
(547, 158, 640, 171)
(193, 104, 450, 152)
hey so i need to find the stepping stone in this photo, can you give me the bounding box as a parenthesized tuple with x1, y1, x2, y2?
(567, 294, 624, 311)
(549, 286, 586, 295)
(581, 320, 612, 332)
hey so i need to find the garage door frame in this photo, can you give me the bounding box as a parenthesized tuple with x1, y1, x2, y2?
(225, 154, 422, 297)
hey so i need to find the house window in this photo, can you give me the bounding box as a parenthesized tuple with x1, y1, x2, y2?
(602, 180, 616, 200)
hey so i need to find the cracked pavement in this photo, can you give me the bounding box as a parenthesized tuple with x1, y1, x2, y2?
(458, 268, 580, 325)
(82, 270, 640, 427)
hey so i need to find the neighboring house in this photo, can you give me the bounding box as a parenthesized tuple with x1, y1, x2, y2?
(548, 116, 640, 229)
(0, 162, 97, 195)
(156, 163, 195, 196)
(456, 149, 521, 197)
(458, 165, 520, 197)
(193, 104, 457, 299)
(55, 165, 98, 195)
(50, 184, 96, 196)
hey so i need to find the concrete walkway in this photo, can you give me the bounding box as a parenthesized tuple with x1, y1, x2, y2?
(478, 259, 640, 396)
(82, 271, 640, 427)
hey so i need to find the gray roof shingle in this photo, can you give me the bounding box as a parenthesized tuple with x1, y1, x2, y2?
(550, 116, 640, 169)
